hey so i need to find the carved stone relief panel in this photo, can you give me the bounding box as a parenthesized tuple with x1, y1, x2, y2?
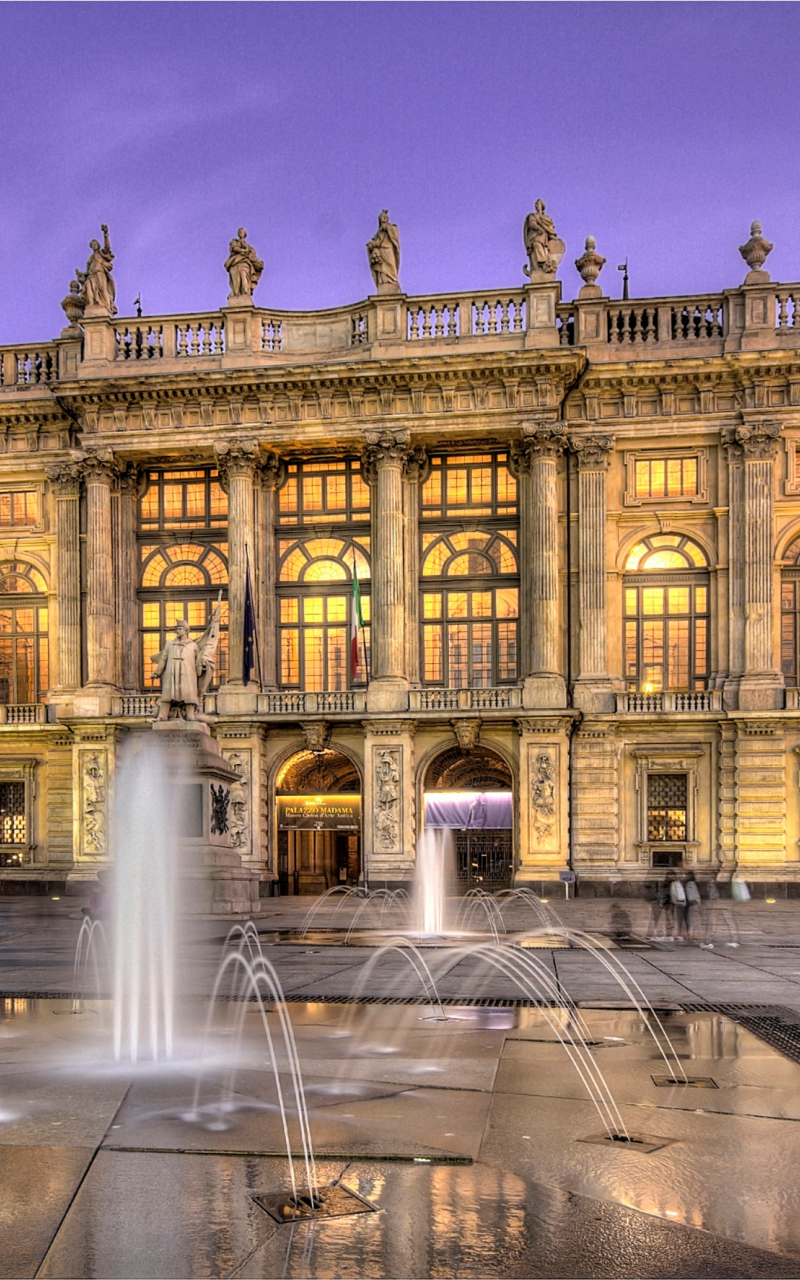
(374, 746, 401, 853)
(222, 748, 252, 855)
(80, 749, 108, 858)
(528, 745, 559, 848)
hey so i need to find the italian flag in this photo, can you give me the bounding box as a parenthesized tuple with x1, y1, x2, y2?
(351, 569, 364, 682)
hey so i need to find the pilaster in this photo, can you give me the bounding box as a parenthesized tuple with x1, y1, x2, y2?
(570, 433, 616, 712)
(736, 422, 783, 710)
(515, 716, 572, 880)
(511, 424, 567, 709)
(362, 431, 411, 711)
(361, 719, 417, 884)
(734, 718, 787, 868)
(215, 440, 258, 694)
(256, 454, 283, 691)
(81, 450, 118, 698)
(46, 463, 83, 701)
(114, 465, 141, 692)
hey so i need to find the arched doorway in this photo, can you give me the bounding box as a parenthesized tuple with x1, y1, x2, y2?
(423, 745, 514, 892)
(275, 748, 361, 895)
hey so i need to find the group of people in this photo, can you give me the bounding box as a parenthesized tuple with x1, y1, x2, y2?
(650, 870, 703, 940)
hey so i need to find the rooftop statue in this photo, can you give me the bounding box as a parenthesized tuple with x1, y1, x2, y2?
(83, 224, 116, 315)
(224, 228, 264, 300)
(523, 199, 565, 280)
(151, 608, 221, 722)
(367, 209, 401, 294)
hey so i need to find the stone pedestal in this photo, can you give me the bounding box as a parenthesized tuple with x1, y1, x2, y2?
(151, 721, 260, 916)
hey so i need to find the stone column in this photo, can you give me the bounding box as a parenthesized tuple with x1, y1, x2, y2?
(215, 440, 258, 690)
(362, 430, 411, 711)
(571, 433, 615, 712)
(114, 465, 140, 692)
(256, 454, 283, 690)
(46, 463, 83, 692)
(512, 426, 567, 709)
(403, 448, 426, 687)
(82, 452, 118, 690)
(722, 431, 745, 707)
(736, 421, 783, 710)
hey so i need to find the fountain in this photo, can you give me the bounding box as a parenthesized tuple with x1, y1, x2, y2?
(414, 827, 454, 935)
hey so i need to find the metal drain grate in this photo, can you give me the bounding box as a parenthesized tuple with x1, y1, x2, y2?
(679, 1002, 800, 1067)
(579, 1131, 677, 1154)
(253, 1183, 377, 1224)
(652, 1075, 718, 1088)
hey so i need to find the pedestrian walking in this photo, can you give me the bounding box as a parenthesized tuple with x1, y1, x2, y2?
(669, 873, 685, 940)
(681, 871, 700, 938)
(649, 879, 670, 938)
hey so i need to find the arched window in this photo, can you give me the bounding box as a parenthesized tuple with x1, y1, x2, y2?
(420, 529, 519, 687)
(0, 561, 49, 703)
(623, 535, 709, 693)
(277, 535, 370, 690)
(780, 534, 800, 685)
(139, 542, 228, 688)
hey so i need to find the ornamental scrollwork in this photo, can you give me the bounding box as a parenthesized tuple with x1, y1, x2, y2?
(530, 750, 556, 842)
(374, 747, 401, 851)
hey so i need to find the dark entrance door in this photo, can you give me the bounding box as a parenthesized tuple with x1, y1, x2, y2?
(455, 829, 513, 891)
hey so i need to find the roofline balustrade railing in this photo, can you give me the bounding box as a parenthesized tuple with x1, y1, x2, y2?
(3, 277, 800, 389)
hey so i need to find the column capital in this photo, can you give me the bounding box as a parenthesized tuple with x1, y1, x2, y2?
(46, 461, 83, 495)
(257, 451, 286, 491)
(361, 429, 412, 482)
(569, 432, 614, 469)
(75, 448, 119, 484)
(720, 427, 744, 463)
(735, 419, 782, 459)
(214, 438, 260, 488)
(510, 425, 567, 472)
(117, 462, 143, 496)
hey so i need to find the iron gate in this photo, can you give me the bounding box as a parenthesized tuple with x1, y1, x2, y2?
(455, 829, 513, 891)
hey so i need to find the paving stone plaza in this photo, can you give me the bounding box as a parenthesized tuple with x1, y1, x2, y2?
(2, 892, 800, 1278)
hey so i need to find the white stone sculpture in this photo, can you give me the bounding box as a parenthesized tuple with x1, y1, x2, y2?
(224, 228, 264, 300)
(523, 200, 565, 280)
(366, 210, 401, 293)
(151, 611, 220, 721)
(83, 225, 116, 315)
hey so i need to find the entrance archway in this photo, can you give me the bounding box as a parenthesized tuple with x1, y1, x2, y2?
(275, 748, 361, 895)
(423, 745, 514, 892)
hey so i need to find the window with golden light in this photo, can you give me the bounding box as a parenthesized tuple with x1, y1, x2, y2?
(0, 561, 49, 703)
(623, 535, 709, 692)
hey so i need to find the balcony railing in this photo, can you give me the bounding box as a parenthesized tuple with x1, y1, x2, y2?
(410, 687, 521, 712)
(617, 691, 722, 713)
(0, 704, 48, 724)
(259, 691, 365, 714)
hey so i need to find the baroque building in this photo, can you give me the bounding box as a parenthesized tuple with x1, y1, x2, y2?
(1, 213, 799, 897)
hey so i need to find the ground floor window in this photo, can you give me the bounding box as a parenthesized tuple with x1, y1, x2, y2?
(0, 780, 26, 864)
(647, 773, 688, 842)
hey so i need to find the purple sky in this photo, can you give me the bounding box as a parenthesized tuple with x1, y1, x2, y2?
(1, 2, 799, 344)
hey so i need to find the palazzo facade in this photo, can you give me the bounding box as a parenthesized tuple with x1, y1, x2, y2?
(2, 219, 800, 896)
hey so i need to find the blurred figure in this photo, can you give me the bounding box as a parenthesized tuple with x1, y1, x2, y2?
(649, 878, 671, 939)
(81, 869, 110, 922)
(668, 872, 685, 941)
(681, 871, 701, 939)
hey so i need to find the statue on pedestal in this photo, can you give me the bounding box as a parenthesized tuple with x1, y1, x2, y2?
(83, 225, 116, 314)
(151, 608, 221, 721)
(523, 200, 565, 280)
(366, 210, 401, 293)
(224, 228, 264, 300)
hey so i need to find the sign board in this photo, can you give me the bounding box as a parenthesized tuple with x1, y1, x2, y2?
(423, 791, 513, 830)
(559, 870, 576, 883)
(277, 795, 361, 832)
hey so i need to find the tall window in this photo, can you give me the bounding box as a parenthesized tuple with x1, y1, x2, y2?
(137, 470, 228, 688)
(420, 454, 519, 688)
(0, 561, 49, 704)
(780, 534, 800, 685)
(623, 535, 709, 693)
(277, 459, 370, 690)
(647, 774, 688, 842)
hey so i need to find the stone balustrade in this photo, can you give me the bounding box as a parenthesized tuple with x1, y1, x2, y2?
(0, 704, 49, 725)
(2, 280, 800, 389)
(616, 691, 723, 713)
(410, 687, 521, 711)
